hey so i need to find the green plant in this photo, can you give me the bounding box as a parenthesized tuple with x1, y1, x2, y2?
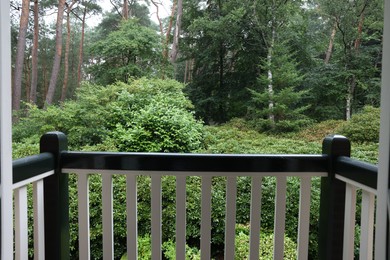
(339, 106, 380, 143)
(235, 224, 297, 259)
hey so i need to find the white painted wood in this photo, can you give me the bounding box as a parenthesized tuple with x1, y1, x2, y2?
(33, 180, 45, 260)
(62, 168, 327, 178)
(343, 184, 357, 260)
(15, 186, 28, 260)
(176, 176, 186, 260)
(273, 176, 287, 260)
(151, 175, 162, 260)
(0, 0, 14, 258)
(102, 174, 114, 260)
(376, 0, 390, 258)
(297, 177, 311, 260)
(359, 190, 375, 260)
(78, 174, 90, 260)
(13, 170, 55, 190)
(224, 176, 237, 260)
(249, 176, 262, 260)
(126, 174, 138, 260)
(200, 176, 212, 260)
(335, 174, 377, 195)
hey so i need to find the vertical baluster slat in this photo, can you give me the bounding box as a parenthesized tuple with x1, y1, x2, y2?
(15, 186, 28, 260)
(249, 176, 262, 260)
(78, 174, 90, 260)
(200, 176, 212, 260)
(102, 174, 114, 260)
(126, 174, 138, 260)
(359, 190, 375, 260)
(176, 176, 186, 260)
(297, 176, 312, 260)
(224, 176, 237, 260)
(33, 180, 45, 260)
(343, 183, 357, 260)
(151, 175, 162, 260)
(273, 176, 287, 260)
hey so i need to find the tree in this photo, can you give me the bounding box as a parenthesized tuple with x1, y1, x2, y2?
(61, 0, 79, 102)
(170, 0, 183, 64)
(45, 0, 66, 107)
(13, 0, 30, 111)
(88, 19, 162, 85)
(30, 0, 39, 104)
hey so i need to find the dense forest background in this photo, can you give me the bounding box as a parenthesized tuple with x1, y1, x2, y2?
(11, 0, 383, 128)
(10, 0, 383, 259)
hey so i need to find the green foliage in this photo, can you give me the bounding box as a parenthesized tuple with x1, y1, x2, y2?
(13, 78, 204, 153)
(295, 120, 346, 143)
(88, 19, 164, 85)
(235, 225, 297, 259)
(339, 106, 380, 143)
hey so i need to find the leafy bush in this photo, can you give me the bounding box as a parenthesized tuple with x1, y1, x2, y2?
(13, 78, 204, 152)
(235, 225, 297, 259)
(339, 106, 380, 143)
(295, 120, 346, 143)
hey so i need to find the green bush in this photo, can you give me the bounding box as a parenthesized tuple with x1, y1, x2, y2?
(235, 225, 297, 259)
(13, 78, 204, 152)
(339, 106, 380, 143)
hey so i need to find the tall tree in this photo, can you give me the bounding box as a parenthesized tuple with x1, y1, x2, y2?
(30, 0, 39, 104)
(45, 0, 66, 107)
(170, 0, 183, 63)
(13, 0, 30, 111)
(61, 0, 79, 102)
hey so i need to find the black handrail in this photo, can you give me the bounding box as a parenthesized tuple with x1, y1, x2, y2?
(12, 152, 54, 184)
(335, 156, 378, 189)
(61, 151, 329, 173)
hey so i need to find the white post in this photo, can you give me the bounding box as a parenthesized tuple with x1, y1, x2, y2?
(0, 0, 14, 259)
(375, 0, 390, 258)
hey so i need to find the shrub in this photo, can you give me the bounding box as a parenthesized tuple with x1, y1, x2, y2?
(235, 225, 297, 259)
(339, 106, 380, 143)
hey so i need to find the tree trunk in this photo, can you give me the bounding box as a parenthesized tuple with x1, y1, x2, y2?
(170, 0, 183, 64)
(13, 0, 30, 111)
(346, 11, 365, 120)
(45, 0, 66, 107)
(30, 0, 39, 104)
(324, 21, 337, 64)
(61, 0, 77, 102)
(60, 10, 71, 102)
(77, 7, 87, 87)
(123, 0, 128, 19)
(163, 0, 177, 60)
(267, 22, 276, 124)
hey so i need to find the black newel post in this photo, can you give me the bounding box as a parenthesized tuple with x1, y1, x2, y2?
(40, 132, 70, 260)
(318, 135, 351, 260)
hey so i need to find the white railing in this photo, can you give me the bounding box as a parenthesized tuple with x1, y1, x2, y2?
(336, 174, 376, 260)
(13, 170, 55, 260)
(63, 168, 327, 260)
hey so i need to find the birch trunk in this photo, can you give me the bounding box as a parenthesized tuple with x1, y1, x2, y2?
(170, 0, 183, 63)
(324, 21, 337, 64)
(267, 23, 276, 124)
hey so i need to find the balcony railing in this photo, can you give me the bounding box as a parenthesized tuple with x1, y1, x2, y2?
(11, 132, 378, 260)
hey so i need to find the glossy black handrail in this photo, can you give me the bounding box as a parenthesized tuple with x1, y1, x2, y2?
(12, 152, 55, 184)
(335, 156, 378, 189)
(61, 151, 329, 173)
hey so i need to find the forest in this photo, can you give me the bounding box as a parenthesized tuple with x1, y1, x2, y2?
(10, 0, 383, 259)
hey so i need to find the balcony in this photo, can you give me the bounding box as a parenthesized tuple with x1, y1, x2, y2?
(11, 132, 378, 260)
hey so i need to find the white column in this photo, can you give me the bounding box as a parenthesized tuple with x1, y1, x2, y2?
(375, 0, 390, 258)
(0, 0, 14, 259)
